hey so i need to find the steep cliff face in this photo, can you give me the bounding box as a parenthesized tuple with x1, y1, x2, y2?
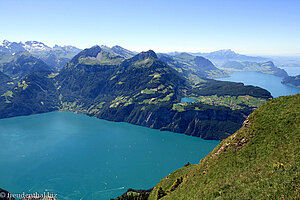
(95, 102, 248, 140)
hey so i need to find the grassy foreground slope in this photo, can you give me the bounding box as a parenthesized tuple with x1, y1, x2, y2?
(148, 94, 299, 200)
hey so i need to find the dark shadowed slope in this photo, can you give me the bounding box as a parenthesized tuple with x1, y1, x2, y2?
(282, 74, 300, 87)
(0, 52, 54, 81)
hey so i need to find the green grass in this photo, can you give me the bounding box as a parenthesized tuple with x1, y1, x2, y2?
(149, 94, 300, 200)
(109, 96, 133, 108)
(172, 103, 186, 112)
(133, 59, 155, 68)
(61, 101, 86, 112)
(79, 51, 123, 65)
(149, 73, 162, 79)
(171, 94, 266, 113)
(141, 88, 157, 94)
(47, 73, 59, 78)
(17, 81, 28, 90)
(1, 90, 13, 103)
(1, 90, 13, 98)
(188, 95, 267, 110)
(87, 102, 106, 115)
(159, 93, 173, 102)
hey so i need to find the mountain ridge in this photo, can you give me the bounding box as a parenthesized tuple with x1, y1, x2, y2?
(158, 52, 228, 81)
(0, 47, 272, 140)
(0, 51, 54, 81)
(221, 60, 289, 77)
(0, 40, 82, 70)
(188, 49, 269, 66)
(282, 74, 300, 87)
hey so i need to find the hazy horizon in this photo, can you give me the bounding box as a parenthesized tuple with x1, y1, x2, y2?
(2, 39, 300, 58)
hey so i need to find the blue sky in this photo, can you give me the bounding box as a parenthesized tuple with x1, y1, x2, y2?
(0, 0, 299, 55)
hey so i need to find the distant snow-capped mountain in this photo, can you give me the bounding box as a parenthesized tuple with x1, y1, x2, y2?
(0, 40, 27, 54)
(23, 41, 51, 52)
(0, 40, 82, 70)
(0, 40, 81, 54)
(0, 40, 50, 53)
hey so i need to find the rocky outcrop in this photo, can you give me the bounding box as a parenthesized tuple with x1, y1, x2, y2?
(111, 188, 152, 200)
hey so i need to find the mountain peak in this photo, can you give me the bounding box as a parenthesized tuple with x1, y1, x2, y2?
(1, 40, 10, 46)
(111, 45, 130, 51)
(23, 41, 51, 51)
(136, 50, 158, 60)
(262, 60, 275, 66)
(81, 45, 102, 57)
(67, 45, 125, 67)
(174, 52, 194, 59)
(68, 45, 102, 66)
(0, 40, 27, 54)
(112, 45, 123, 49)
(121, 50, 159, 69)
(213, 49, 237, 55)
(24, 41, 47, 45)
(110, 45, 136, 58)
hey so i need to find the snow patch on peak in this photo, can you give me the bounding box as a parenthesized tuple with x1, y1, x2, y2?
(23, 41, 51, 52)
(53, 44, 81, 52)
(1, 40, 11, 46)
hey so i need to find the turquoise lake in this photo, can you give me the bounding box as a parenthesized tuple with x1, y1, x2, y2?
(1, 71, 299, 200)
(217, 71, 300, 98)
(180, 97, 196, 103)
(0, 111, 219, 200)
(280, 67, 300, 76)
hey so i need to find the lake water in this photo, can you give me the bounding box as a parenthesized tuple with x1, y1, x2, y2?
(216, 71, 300, 98)
(180, 97, 196, 103)
(280, 67, 300, 76)
(0, 111, 219, 200)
